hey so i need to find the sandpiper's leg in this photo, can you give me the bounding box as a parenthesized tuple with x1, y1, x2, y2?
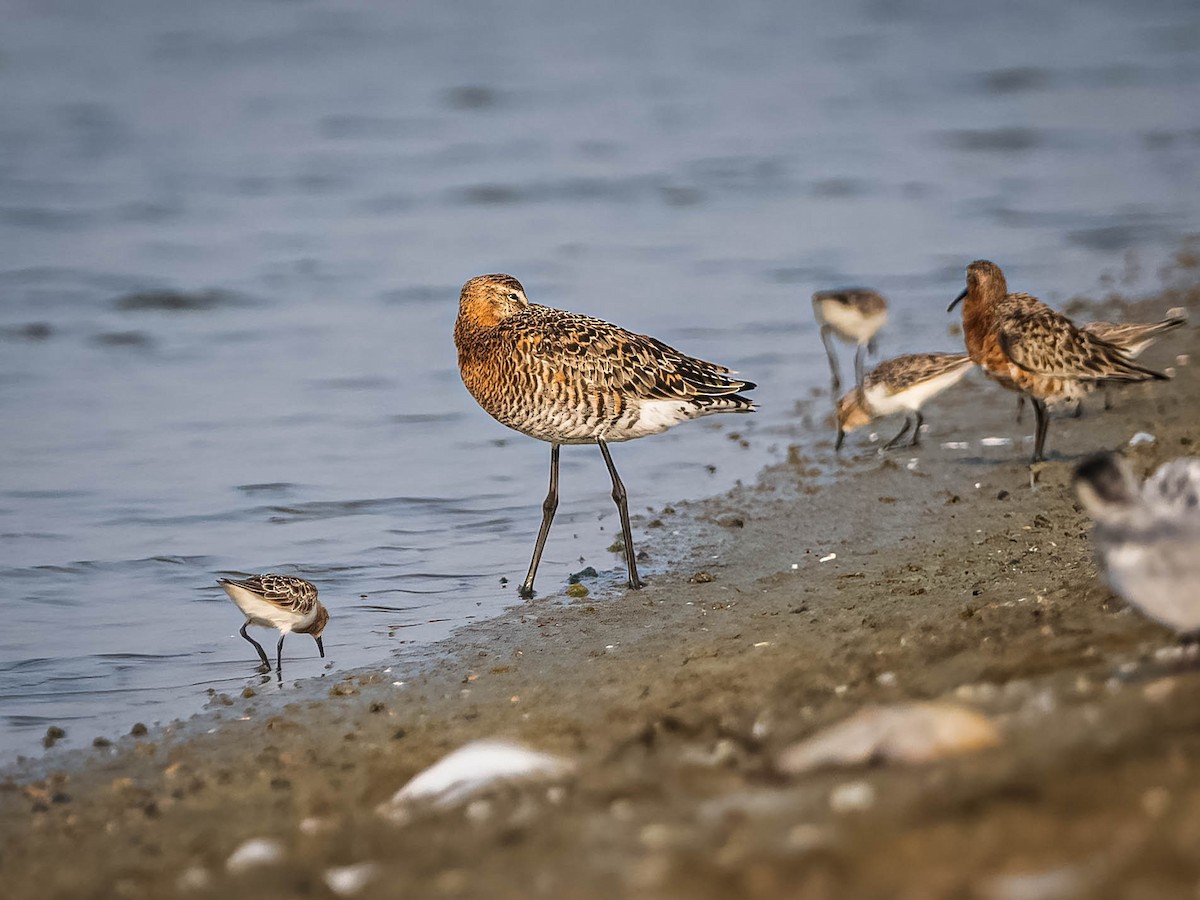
(598, 439, 643, 590)
(1103, 386, 1113, 411)
(1073, 399, 1084, 418)
(867, 336, 878, 359)
(1031, 397, 1050, 463)
(276, 634, 286, 672)
(853, 341, 868, 393)
(883, 417, 912, 450)
(239, 622, 270, 669)
(1015, 394, 1025, 424)
(909, 410, 924, 447)
(820, 325, 841, 397)
(520, 444, 560, 599)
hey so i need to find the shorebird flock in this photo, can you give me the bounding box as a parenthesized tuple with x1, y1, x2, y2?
(219, 258, 1193, 670)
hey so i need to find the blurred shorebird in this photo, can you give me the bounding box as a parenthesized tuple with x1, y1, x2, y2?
(218, 574, 328, 672)
(812, 288, 888, 399)
(836, 352, 975, 451)
(1015, 312, 1187, 420)
(948, 260, 1168, 463)
(1074, 453, 1200, 636)
(454, 274, 755, 598)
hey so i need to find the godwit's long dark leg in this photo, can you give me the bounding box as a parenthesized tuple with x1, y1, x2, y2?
(909, 410, 924, 447)
(519, 444, 560, 599)
(1015, 394, 1025, 423)
(883, 416, 913, 450)
(820, 325, 842, 397)
(598, 439, 643, 590)
(239, 622, 270, 669)
(1103, 386, 1113, 411)
(1031, 397, 1050, 463)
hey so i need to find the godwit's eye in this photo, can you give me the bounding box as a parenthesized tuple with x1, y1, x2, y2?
(507, 292, 519, 301)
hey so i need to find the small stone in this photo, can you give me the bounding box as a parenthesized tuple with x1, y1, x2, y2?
(92, 737, 112, 748)
(241, 687, 257, 699)
(226, 837, 285, 873)
(566, 583, 589, 598)
(688, 571, 715, 584)
(829, 781, 875, 813)
(43, 726, 66, 748)
(130, 723, 148, 737)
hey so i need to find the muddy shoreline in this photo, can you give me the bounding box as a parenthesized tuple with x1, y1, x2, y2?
(3, 272, 1200, 899)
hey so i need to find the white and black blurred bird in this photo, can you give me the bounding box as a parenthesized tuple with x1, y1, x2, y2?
(1074, 452, 1200, 635)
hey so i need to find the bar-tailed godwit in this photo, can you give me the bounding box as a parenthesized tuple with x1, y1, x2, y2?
(812, 288, 889, 398)
(836, 352, 975, 450)
(454, 274, 755, 598)
(1075, 453, 1200, 635)
(948, 260, 1168, 463)
(218, 574, 328, 671)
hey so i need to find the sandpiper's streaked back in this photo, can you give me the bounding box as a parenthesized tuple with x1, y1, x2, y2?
(218, 574, 328, 671)
(1074, 453, 1200, 635)
(454, 273, 755, 598)
(812, 288, 889, 397)
(836, 352, 975, 450)
(948, 260, 1168, 463)
(1016, 312, 1189, 421)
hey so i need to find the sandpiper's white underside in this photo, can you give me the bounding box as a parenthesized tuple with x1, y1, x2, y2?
(815, 301, 887, 343)
(221, 582, 318, 633)
(863, 365, 973, 417)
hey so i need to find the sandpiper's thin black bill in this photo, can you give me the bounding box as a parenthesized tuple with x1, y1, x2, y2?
(947, 288, 968, 312)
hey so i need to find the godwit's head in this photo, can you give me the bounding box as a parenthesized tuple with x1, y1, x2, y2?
(1073, 452, 1139, 523)
(458, 274, 530, 329)
(948, 259, 1008, 311)
(834, 389, 873, 450)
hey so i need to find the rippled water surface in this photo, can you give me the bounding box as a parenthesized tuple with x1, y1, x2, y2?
(2, 0, 1199, 757)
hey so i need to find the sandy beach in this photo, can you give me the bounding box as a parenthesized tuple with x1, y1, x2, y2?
(3, 269, 1200, 899)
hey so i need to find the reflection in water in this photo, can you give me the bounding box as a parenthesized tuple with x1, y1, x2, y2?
(1, 0, 1199, 757)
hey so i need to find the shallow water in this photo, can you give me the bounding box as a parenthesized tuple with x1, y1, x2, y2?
(2, 0, 1198, 758)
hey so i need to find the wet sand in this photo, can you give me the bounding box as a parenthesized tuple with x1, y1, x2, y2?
(3, 274, 1200, 899)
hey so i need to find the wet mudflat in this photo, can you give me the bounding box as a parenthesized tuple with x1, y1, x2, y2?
(2, 279, 1198, 898)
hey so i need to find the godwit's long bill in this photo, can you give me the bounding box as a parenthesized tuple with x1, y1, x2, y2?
(218, 574, 328, 672)
(948, 260, 1168, 463)
(454, 274, 755, 598)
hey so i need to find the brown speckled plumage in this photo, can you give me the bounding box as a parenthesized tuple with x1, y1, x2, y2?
(218, 574, 328, 670)
(836, 352, 974, 450)
(951, 259, 1168, 462)
(454, 273, 755, 597)
(454, 274, 755, 445)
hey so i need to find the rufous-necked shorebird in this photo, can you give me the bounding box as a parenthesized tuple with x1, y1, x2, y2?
(455, 274, 755, 598)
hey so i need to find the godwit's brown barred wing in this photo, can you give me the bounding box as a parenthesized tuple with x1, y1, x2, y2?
(454, 273, 755, 598)
(223, 574, 320, 615)
(457, 305, 754, 445)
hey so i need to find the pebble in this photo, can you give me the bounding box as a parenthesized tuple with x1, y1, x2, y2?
(779, 702, 1000, 773)
(225, 837, 285, 873)
(1129, 432, 1156, 446)
(323, 863, 380, 897)
(829, 781, 875, 813)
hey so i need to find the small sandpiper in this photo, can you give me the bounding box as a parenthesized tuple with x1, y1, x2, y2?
(454, 274, 755, 598)
(218, 574, 328, 671)
(948, 260, 1168, 463)
(812, 288, 889, 398)
(1074, 453, 1200, 636)
(836, 352, 975, 451)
